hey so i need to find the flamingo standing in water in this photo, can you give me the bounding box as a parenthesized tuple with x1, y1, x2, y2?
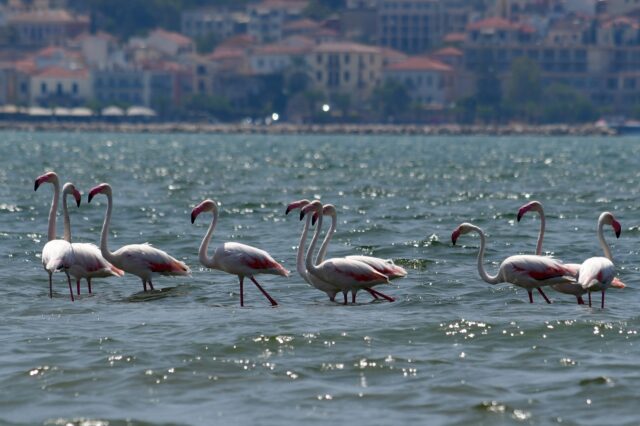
(34, 172, 75, 301)
(60, 183, 124, 296)
(301, 200, 390, 304)
(575, 212, 621, 308)
(88, 183, 190, 292)
(285, 200, 341, 302)
(517, 200, 624, 305)
(191, 199, 288, 307)
(451, 222, 577, 303)
(313, 203, 406, 303)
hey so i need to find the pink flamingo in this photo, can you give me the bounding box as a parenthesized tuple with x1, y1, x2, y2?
(191, 199, 289, 307)
(576, 212, 621, 308)
(88, 183, 190, 292)
(285, 200, 341, 302)
(313, 203, 406, 303)
(517, 201, 624, 305)
(34, 172, 75, 301)
(301, 200, 390, 304)
(60, 182, 124, 296)
(452, 222, 577, 304)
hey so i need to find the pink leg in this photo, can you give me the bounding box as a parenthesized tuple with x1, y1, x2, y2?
(77, 279, 81, 295)
(49, 273, 53, 298)
(249, 276, 277, 306)
(66, 272, 74, 302)
(87, 279, 92, 294)
(239, 277, 244, 307)
(342, 292, 348, 305)
(537, 287, 552, 304)
(588, 291, 592, 307)
(368, 288, 395, 302)
(528, 290, 534, 303)
(142, 280, 148, 292)
(577, 296, 585, 305)
(148, 280, 155, 291)
(366, 289, 380, 300)
(601, 290, 605, 309)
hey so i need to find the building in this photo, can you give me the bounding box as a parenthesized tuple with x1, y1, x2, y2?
(384, 56, 455, 106)
(146, 29, 195, 58)
(307, 42, 383, 101)
(249, 36, 314, 75)
(247, 0, 308, 43)
(29, 66, 90, 106)
(377, 0, 471, 54)
(181, 8, 248, 41)
(92, 68, 145, 106)
(7, 9, 89, 47)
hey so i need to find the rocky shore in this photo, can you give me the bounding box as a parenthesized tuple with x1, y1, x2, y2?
(0, 121, 617, 136)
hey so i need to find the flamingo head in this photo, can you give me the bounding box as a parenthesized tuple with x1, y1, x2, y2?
(451, 223, 476, 245)
(34, 171, 58, 191)
(600, 212, 621, 238)
(62, 183, 82, 207)
(285, 199, 310, 215)
(88, 183, 112, 203)
(517, 200, 543, 222)
(300, 200, 323, 223)
(191, 199, 218, 224)
(314, 203, 337, 224)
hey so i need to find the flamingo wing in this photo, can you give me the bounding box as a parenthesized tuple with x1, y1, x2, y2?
(42, 239, 74, 272)
(577, 257, 615, 290)
(502, 255, 576, 286)
(312, 258, 389, 288)
(216, 242, 289, 277)
(345, 255, 407, 279)
(113, 244, 190, 277)
(70, 243, 124, 278)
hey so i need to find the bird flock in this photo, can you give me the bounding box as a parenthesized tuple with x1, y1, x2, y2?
(34, 171, 625, 308)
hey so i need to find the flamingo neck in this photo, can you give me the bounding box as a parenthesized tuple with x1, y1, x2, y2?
(316, 211, 336, 264)
(305, 209, 323, 276)
(296, 214, 312, 280)
(62, 191, 72, 242)
(472, 226, 501, 284)
(199, 208, 219, 269)
(535, 208, 545, 256)
(47, 180, 60, 242)
(99, 192, 117, 264)
(597, 218, 613, 261)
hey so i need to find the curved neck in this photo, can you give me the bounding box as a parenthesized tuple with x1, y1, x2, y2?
(597, 220, 613, 261)
(305, 210, 323, 276)
(62, 191, 72, 242)
(47, 180, 60, 242)
(535, 209, 545, 256)
(297, 214, 312, 278)
(199, 208, 219, 268)
(316, 211, 336, 264)
(472, 226, 501, 284)
(99, 192, 116, 263)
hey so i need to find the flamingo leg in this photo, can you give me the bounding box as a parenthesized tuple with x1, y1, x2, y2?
(588, 291, 592, 307)
(76, 279, 81, 295)
(577, 296, 585, 305)
(142, 280, 148, 292)
(368, 288, 395, 302)
(366, 289, 380, 300)
(537, 287, 552, 304)
(239, 276, 244, 307)
(249, 276, 278, 306)
(601, 290, 605, 309)
(342, 292, 348, 305)
(148, 280, 155, 291)
(66, 272, 74, 302)
(329, 295, 336, 302)
(352, 291, 357, 304)
(48, 272, 53, 298)
(528, 290, 534, 303)
(87, 278, 92, 294)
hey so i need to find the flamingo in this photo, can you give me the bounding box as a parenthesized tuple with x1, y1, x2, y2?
(313, 203, 406, 302)
(517, 200, 624, 305)
(301, 200, 390, 304)
(191, 199, 289, 307)
(60, 182, 124, 296)
(575, 212, 621, 308)
(451, 222, 577, 304)
(88, 183, 190, 293)
(34, 172, 75, 301)
(285, 199, 341, 302)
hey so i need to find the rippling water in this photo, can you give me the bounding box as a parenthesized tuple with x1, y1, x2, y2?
(1, 131, 639, 425)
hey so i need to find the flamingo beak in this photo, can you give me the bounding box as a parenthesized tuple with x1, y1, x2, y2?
(88, 186, 100, 203)
(190, 208, 199, 224)
(34, 176, 45, 191)
(299, 210, 305, 221)
(612, 220, 621, 238)
(73, 189, 82, 207)
(516, 208, 525, 222)
(285, 205, 293, 215)
(451, 229, 461, 245)
(312, 212, 318, 226)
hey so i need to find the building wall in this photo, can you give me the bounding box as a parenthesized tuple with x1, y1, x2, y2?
(384, 68, 452, 105)
(30, 74, 90, 105)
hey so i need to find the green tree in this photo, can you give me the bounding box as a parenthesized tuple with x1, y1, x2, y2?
(504, 57, 543, 121)
(195, 33, 219, 54)
(540, 84, 598, 123)
(371, 80, 410, 120)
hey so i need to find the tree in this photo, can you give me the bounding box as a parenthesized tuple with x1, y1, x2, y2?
(504, 57, 543, 121)
(540, 84, 598, 123)
(372, 80, 410, 120)
(195, 33, 219, 54)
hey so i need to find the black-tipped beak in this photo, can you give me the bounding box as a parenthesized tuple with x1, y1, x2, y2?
(76, 198, 81, 208)
(191, 212, 196, 224)
(34, 180, 40, 191)
(516, 212, 523, 222)
(88, 193, 94, 203)
(615, 228, 621, 238)
(285, 206, 292, 215)
(312, 214, 318, 226)
(299, 211, 305, 221)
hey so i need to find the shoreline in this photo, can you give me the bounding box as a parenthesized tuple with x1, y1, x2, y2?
(0, 121, 618, 136)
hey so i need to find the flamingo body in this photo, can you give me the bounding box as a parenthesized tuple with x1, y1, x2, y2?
(497, 255, 575, 290)
(42, 239, 75, 273)
(345, 255, 407, 280)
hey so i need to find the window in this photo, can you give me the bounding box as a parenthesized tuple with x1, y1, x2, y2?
(316, 71, 323, 81)
(72, 83, 78, 94)
(344, 71, 350, 82)
(41, 82, 47, 94)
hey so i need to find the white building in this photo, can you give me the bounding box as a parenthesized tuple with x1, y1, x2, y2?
(384, 56, 454, 106)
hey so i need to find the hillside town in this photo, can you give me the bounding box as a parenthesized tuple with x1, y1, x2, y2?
(0, 0, 639, 125)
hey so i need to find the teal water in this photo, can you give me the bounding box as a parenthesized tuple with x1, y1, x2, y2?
(1, 132, 639, 425)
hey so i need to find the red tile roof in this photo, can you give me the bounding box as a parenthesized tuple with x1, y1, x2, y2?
(432, 47, 463, 57)
(467, 17, 521, 31)
(314, 42, 380, 54)
(284, 18, 321, 31)
(150, 29, 193, 46)
(386, 56, 452, 72)
(443, 32, 466, 43)
(9, 9, 89, 24)
(34, 66, 89, 79)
